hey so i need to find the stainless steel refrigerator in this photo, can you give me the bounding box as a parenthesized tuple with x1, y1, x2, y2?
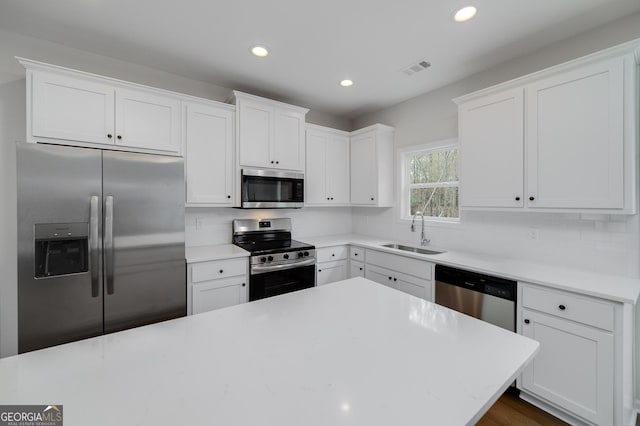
(17, 143, 186, 353)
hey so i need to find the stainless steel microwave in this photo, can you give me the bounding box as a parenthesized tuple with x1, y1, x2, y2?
(241, 169, 304, 208)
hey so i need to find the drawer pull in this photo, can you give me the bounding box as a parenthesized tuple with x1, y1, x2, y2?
(393, 278, 397, 282)
(359, 267, 363, 271)
(354, 253, 358, 256)
(219, 269, 224, 274)
(558, 304, 566, 311)
(332, 253, 335, 257)
(388, 276, 392, 280)
(242, 283, 246, 287)
(524, 319, 530, 324)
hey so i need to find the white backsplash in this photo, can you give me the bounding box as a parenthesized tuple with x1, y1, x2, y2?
(185, 207, 354, 246)
(351, 207, 639, 278)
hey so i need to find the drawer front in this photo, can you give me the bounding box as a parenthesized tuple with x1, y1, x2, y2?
(366, 249, 432, 280)
(191, 258, 248, 283)
(521, 284, 614, 331)
(366, 264, 431, 300)
(350, 246, 365, 262)
(317, 245, 348, 263)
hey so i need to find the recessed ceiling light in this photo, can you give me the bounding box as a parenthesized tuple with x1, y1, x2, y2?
(453, 6, 477, 22)
(340, 79, 353, 87)
(250, 45, 269, 57)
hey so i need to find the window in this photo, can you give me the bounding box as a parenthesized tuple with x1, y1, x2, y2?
(400, 141, 459, 221)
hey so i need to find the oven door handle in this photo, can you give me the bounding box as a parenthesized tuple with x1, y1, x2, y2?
(251, 258, 316, 275)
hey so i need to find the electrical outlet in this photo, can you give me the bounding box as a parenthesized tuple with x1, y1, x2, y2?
(528, 228, 539, 240)
(195, 218, 204, 229)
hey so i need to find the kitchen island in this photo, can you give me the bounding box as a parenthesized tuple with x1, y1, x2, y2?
(0, 278, 539, 425)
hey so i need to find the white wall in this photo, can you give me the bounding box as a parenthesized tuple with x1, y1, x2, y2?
(186, 207, 353, 247)
(351, 12, 640, 279)
(0, 79, 25, 357)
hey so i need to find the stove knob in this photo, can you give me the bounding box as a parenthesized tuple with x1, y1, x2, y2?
(304, 251, 309, 257)
(268, 256, 274, 262)
(297, 252, 304, 258)
(283, 254, 289, 259)
(260, 257, 267, 263)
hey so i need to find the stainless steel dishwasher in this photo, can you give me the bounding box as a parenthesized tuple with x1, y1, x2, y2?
(434, 265, 516, 332)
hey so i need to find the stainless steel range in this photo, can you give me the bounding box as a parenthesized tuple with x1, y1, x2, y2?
(232, 218, 316, 301)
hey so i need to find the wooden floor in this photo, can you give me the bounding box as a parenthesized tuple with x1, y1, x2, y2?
(477, 389, 568, 426)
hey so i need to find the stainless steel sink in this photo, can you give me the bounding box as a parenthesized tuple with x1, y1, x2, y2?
(380, 243, 445, 255)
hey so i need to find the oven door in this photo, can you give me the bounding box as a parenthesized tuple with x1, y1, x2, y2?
(241, 169, 304, 208)
(249, 262, 315, 301)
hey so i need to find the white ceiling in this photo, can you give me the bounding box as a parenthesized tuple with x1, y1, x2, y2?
(0, 0, 639, 119)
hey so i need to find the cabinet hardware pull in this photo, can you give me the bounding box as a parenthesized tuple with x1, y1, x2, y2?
(388, 276, 392, 280)
(332, 254, 335, 257)
(515, 196, 520, 201)
(327, 197, 330, 200)
(370, 197, 374, 201)
(354, 253, 358, 256)
(271, 160, 274, 164)
(558, 304, 566, 311)
(524, 319, 530, 324)
(219, 269, 223, 274)
(227, 195, 231, 199)
(359, 267, 363, 271)
(276, 161, 279, 164)
(242, 283, 246, 287)
(107, 134, 113, 139)
(117, 135, 122, 140)
(529, 196, 535, 201)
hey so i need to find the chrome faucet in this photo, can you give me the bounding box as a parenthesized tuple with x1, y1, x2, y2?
(411, 211, 430, 246)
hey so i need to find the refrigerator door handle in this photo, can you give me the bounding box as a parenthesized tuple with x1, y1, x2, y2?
(89, 196, 100, 297)
(105, 195, 115, 295)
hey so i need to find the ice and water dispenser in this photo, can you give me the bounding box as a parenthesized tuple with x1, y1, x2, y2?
(34, 223, 89, 278)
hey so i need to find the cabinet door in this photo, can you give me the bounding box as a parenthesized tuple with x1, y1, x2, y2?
(185, 103, 234, 205)
(115, 89, 181, 153)
(459, 88, 524, 208)
(274, 108, 305, 171)
(350, 131, 377, 205)
(192, 276, 247, 314)
(305, 129, 328, 204)
(521, 309, 613, 425)
(365, 267, 394, 289)
(316, 260, 347, 286)
(526, 58, 624, 209)
(349, 261, 365, 278)
(326, 135, 350, 203)
(238, 99, 272, 168)
(31, 71, 115, 145)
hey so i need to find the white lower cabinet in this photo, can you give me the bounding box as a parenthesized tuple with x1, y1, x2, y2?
(364, 249, 433, 301)
(518, 282, 629, 426)
(316, 246, 348, 286)
(187, 257, 248, 315)
(317, 260, 348, 286)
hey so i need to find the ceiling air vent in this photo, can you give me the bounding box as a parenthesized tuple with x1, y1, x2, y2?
(400, 59, 432, 76)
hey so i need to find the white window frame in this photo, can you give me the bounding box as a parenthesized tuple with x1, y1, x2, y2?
(399, 138, 460, 224)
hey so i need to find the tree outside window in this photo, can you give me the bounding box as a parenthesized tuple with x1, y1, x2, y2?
(401, 142, 459, 221)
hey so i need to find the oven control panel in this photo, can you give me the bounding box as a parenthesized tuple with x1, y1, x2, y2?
(252, 250, 315, 265)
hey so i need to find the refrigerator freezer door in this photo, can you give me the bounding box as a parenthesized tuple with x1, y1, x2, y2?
(17, 143, 103, 353)
(102, 150, 186, 332)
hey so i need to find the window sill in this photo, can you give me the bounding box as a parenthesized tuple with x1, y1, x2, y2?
(399, 217, 461, 228)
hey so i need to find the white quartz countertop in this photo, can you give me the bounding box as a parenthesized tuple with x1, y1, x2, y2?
(304, 234, 640, 304)
(0, 278, 539, 426)
(185, 243, 249, 263)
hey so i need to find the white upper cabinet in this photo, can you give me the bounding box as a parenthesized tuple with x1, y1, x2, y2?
(526, 58, 624, 209)
(114, 89, 181, 153)
(305, 124, 350, 205)
(184, 101, 235, 206)
(459, 88, 524, 208)
(22, 58, 183, 155)
(455, 42, 638, 214)
(31, 71, 115, 145)
(234, 91, 308, 171)
(350, 124, 395, 207)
